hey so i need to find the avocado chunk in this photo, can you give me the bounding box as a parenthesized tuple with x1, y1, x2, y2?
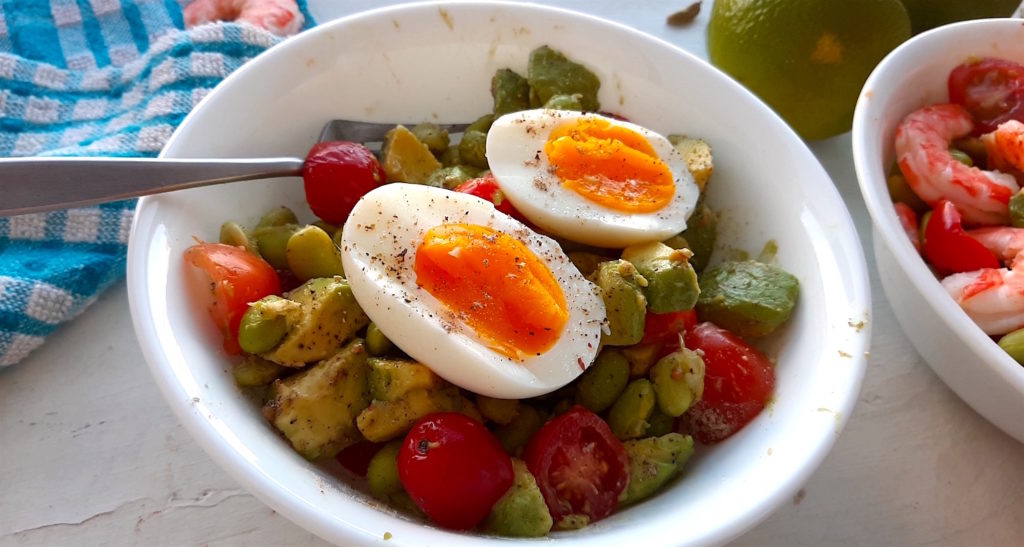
(356, 383, 481, 443)
(543, 93, 584, 111)
(262, 277, 370, 366)
(424, 164, 481, 189)
(680, 202, 719, 273)
(607, 378, 656, 440)
(458, 114, 494, 170)
(667, 135, 714, 191)
(263, 339, 371, 460)
(238, 295, 299, 355)
(591, 260, 647, 346)
(575, 348, 630, 413)
(476, 395, 520, 425)
(491, 68, 531, 117)
(410, 122, 450, 156)
(527, 45, 600, 112)
(696, 260, 800, 338)
(493, 404, 544, 456)
(233, 354, 291, 387)
(381, 124, 442, 184)
(368, 357, 443, 402)
(620, 433, 694, 506)
(649, 348, 705, 417)
(482, 458, 554, 537)
(621, 241, 699, 314)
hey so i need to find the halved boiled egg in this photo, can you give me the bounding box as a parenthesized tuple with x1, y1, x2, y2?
(486, 109, 700, 248)
(340, 183, 605, 398)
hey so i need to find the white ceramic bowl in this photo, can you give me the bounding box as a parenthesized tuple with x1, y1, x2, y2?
(127, 2, 871, 544)
(853, 18, 1024, 443)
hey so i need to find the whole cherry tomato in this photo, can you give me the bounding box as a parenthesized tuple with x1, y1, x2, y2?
(923, 199, 999, 275)
(302, 141, 386, 224)
(398, 413, 513, 530)
(184, 242, 281, 354)
(523, 405, 628, 525)
(948, 57, 1024, 135)
(679, 322, 775, 444)
(454, 174, 527, 222)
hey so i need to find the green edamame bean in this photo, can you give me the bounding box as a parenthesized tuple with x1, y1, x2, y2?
(219, 221, 257, 253)
(252, 224, 301, 270)
(645, 407, 674, 437)
(607, 378, 655, 440)
(233, 354, 290, 387)
(238, 296, 290, 354)
(476, 395, 520, 425)
(411, 123, 450, 155)
(887, 172, 928, 214)
(425, 165, 481, 189)
(285, 225, 345, 281)
(367, 440, 405, 497)
(575, 349, 629, 412)
(662, 234, 690, 251)
(312, 220, 340, 236)
(919, 210, 932, 246)
(998, 328, 1024, 364)
(256, 206, 299, 228)
(1010, 191, 1024, 228)
(620, 433, 694, 506)
(566, 251, 605, 278)
(494, 404, 543, 455)
(949, 147, 973, 167)
(650, 348, 705, 417)
(365, 323, 394, 356)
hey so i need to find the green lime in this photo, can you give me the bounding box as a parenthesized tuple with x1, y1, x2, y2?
(708, 0, 911, 140)
(901, 0, 1019, 35)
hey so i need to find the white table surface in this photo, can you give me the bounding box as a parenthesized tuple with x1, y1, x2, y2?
(2, 1, 1023, 545)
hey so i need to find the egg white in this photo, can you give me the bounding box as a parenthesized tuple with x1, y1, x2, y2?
(340, 183, 606, 399)
(486, 109, 700, 248)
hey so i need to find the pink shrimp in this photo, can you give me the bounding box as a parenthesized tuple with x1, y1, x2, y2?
(894, 103, 1019, 226)
(893, 202, 921, 253)
(983, 119, 1024, 175)
(184, 0, 303, 37)
(944, 225, 1024, 335)
(968, 225, 1024, 264)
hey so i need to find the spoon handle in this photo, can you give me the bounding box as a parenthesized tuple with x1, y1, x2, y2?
(0, 157, 305, 217)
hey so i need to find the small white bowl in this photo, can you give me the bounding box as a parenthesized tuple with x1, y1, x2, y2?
(853, 18, 1024, 443)
(128, 2, 871, 544)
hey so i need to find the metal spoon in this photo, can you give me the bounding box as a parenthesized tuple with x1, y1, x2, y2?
(0, 120, 469, 217)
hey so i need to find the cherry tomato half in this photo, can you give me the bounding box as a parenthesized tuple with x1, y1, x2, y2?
(335, 440, 383, 476)
(523, 405, 629, 525)
(923, 199, 999, 275)
(948, 57, 1024, 135)
(642, 309, 698, 345)
(398, 413, 513, 530)
(454, 174, 527, 223)
(184, 242, 281, 354)
(302, 141, 386, 224)
(679, 322, 775, 444)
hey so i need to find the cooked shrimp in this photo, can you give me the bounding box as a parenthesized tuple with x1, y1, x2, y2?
(983, 119, 1024, 174)
(184, 0, 303, 37)
(967, 225, 1024, 264)
(943, 266, 1024, 335)
(893, 202, 921, 253)
(894, 103, 1019, 226)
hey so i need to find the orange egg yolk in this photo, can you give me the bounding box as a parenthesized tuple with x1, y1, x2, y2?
(544, 117, 675, 212)
(414, 223, 568, 360)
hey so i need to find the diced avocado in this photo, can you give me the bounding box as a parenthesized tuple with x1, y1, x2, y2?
(649, 349, 705, 417)
(622, 342, 662, 378)
(482, 458, 553, 537)
(238, 295, 300, 356)
(368, 357, 442, 402)
(262, 277, 370, 366)
(567, 251, 605, 278)
(575, 349, 629, 413)
(364, 323, 394, 356)
(458, 114, 494, 170)
(424, 164, 482, 189)
(607, 378, 656, 440)
(381, 125, 442, 184)
(620, 433, 694, 506)
(681, 203, 719, 273)
(476, 395, 520, 425)
(696, 260, 800, 338)
(591, 260, 647, 346)
(410, 123, 450, 155)
(543, 93, 583, 111)
(527, 45, 600, 111)
(233, 354, 291, 387)
(667, 135, 714, 191)
(491, 68, 531, 117)
(494, 404, 544, 456)
(621, 241, 699, 314)
(366, 440, 404, 497)
(263, 339, 371, 460)
(356, 385, 474, 442)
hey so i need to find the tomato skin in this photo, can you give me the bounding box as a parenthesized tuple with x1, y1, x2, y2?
(948, 57, 1024, 135)
(923, 200, 999, 275)
(454, 174, 527, 222)
(184, 242, 281, 354)
(398, 413, 513, 530)
(523, 405, 628, 525)
(679, 322, 775, 444)
(335, 440, 383, 476)
(893, 202, 921, 254)
(302, 141, 386, 224)
(642, 309, 697, 345)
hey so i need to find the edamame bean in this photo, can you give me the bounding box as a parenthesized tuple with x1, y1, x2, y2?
(949, 147, 973, 167)
(998, 327, 1024, 364)
(476, 395, 520, 424)
(367, 440, 405, 497)
(312, 220, 340, 236)
(566, 251, 605, 278)
(286, 225, 345, 281)
(887, 172, 928, 213)
(365, 323, 394, 356)
(494, 404, 543, 455)
(575, 349, 629, 412)
(219, 221, 257, 253)
(238, 296, 291, 354)
(411, 123, 450, 155)
(620, 433, 694, 506)
(233, 354, 290, 387)
(252, 224, 301, 270)
(256, 206, 299, 228)
(650, 348, 705, 417)
(645, 408, 674, 437)
(607, 378, 655, 440)
(1010, 191, 1024, 228)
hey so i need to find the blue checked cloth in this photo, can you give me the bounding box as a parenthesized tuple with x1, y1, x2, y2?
(0, 0, 315, 366)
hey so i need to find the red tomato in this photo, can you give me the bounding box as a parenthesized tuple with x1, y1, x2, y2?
(454, 174, 527, 222)
(948, 57, 1024, 135)
(184, 243, 281, 354)
(923, 200, 999, 275)
(398, 413, 513, 530)
(893, 202, 921, 254)
(523, 405, 628, 525)
(679, 322, 775, 444)
(642, 309, 697, 345)
(335, 440, 383, 476)
(302, 141, 386, 224)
